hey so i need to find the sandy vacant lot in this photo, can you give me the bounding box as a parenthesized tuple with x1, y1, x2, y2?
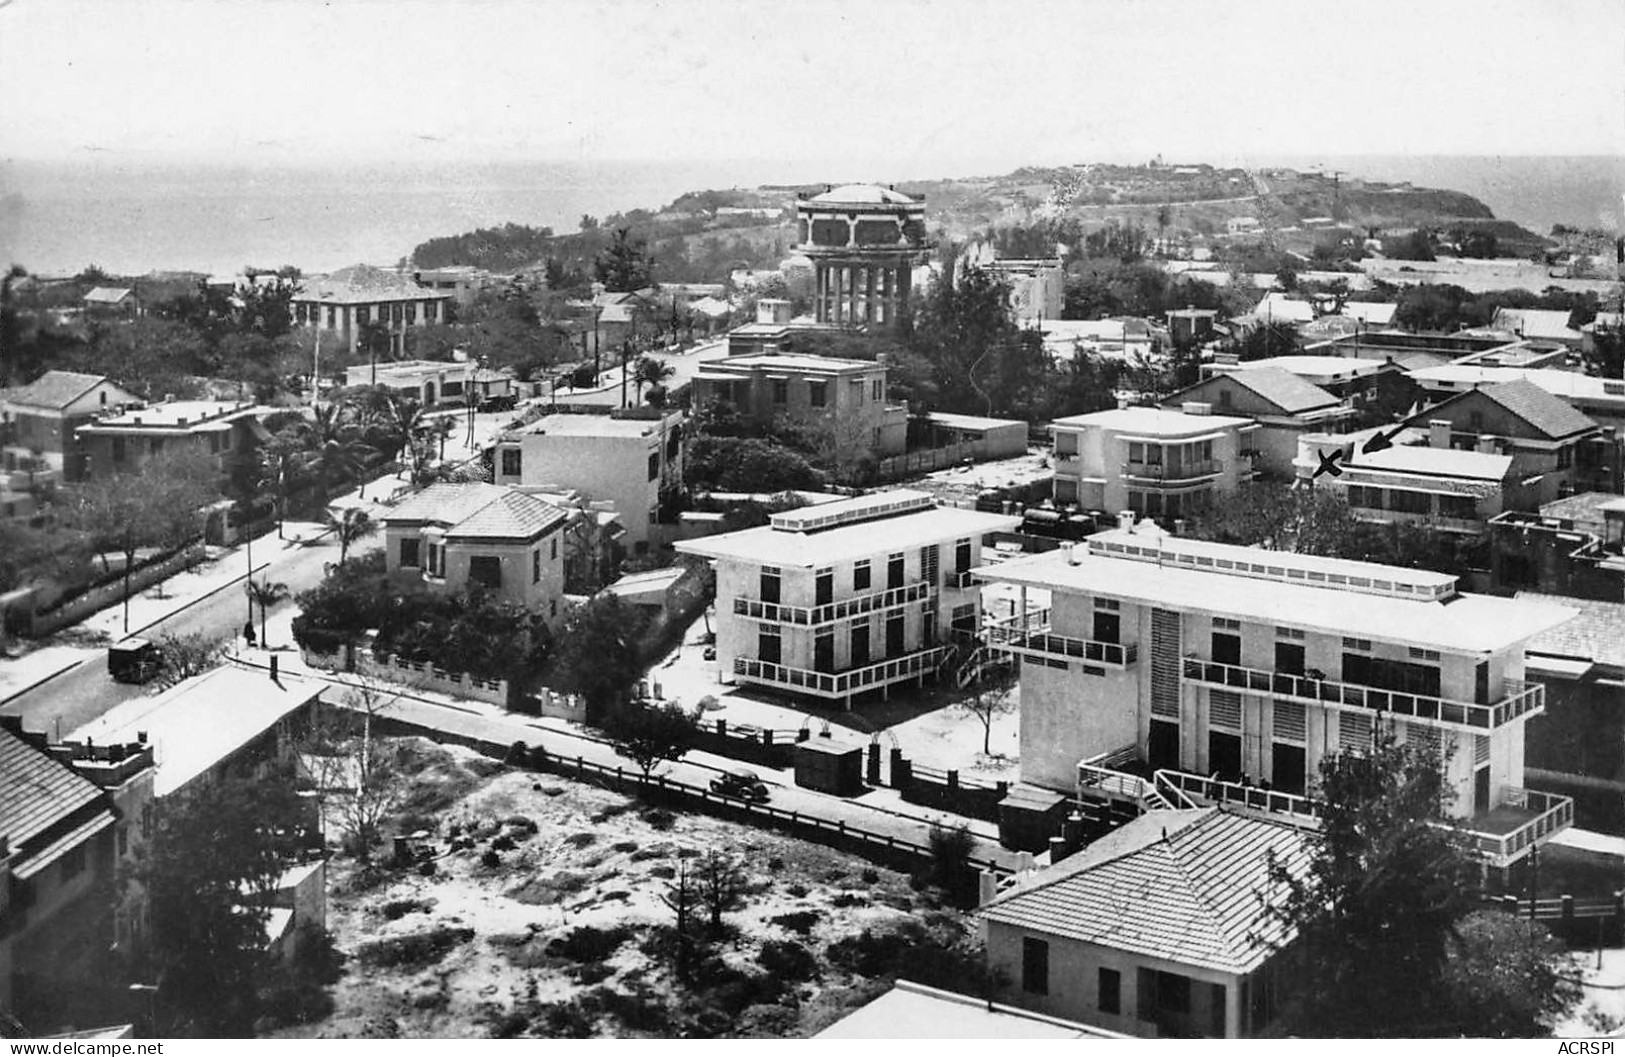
(288, 739, 985, 1039)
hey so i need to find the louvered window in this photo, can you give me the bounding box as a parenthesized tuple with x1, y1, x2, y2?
(1407, 722, 1440, 757)
(1209, 690, 1242, 731)
(1474, 734, 1490, 767)
(1339, 711, 1372, 751)
(1273, 700, 1306, 743)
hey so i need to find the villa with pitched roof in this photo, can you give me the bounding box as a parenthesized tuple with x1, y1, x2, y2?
(0, 370, 141, 481)
(293, 264, 452, 357)
(1160, 367, 1355, 477)
(980, 807, 1311, 1037)
(1401, 378, 1614, 501)
(382, 482, 570, 623)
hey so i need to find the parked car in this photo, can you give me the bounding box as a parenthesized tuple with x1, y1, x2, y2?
(477, 393, 518, 413)
(709, 769, 770, 802)
(108, 637, 163, 684)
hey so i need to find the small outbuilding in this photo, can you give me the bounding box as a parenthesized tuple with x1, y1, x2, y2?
(793, 736, 865, 796)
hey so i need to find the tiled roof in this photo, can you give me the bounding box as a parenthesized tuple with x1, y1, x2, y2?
(1196, 367, 1339, 415)
(1491, 308, 1582, 341)
(1471, 379, 1598, 439)
(2, 370, 114, 410)
(295, 264, 450, 305)
(445, 488, 567, 540)
(981, 808, 1312, 976)
(1516, 592, 1625, 669)
(0, 727, 107, 856)
(386, 482, 564, 540)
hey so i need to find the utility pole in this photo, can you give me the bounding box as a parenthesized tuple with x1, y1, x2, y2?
(620, 340, 630, 409)
(311, 325, 321, 409)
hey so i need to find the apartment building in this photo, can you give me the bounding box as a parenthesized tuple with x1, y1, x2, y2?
(1489, 492, 1625, 601)
(976, 515, 1579, 867)
(490, 410, 684, 554)
(1050, 405, 1257, 520)
(381, 482, 569, 623)
(0, 371, 141, 482)
(675, 490, 1020, 709)
(75, 400, 269, 483)
(1161, 368, 1353, 478)
(691, 352, 907, 458)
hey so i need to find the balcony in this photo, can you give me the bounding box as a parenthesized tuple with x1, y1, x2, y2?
(733, 580, 934, 626)
(949, 569, 977, 589)
(1000, 631, 1137, 668)
(1460, 787, 1574, 869)
(1123, 459, 1220, 483)
(1181, 657, 1544, 732)
(732, 645, 951, 699)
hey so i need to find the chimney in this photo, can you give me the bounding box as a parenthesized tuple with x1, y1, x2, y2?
(1182, 401, 1211, 416)
(1476, 435, 1498, 454)
(1067, 542, 1085, 565)
(1429, 419, 1452, 449)
(1117, 394, 1130, 409)
(1174, 518, 1188, 535)
(1117, 510, 1135, 531)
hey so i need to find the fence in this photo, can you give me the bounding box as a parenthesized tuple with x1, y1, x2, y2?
(874, 443, 978, 482)
(360, 649, 513, 707)
(898, 760, 1009, 823)
(11, 542, 205, 638)
(359, 705, 1012, 886)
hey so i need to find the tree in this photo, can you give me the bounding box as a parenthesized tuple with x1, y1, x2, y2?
(958, 671, 1016, 757)
(259, 429, 311, 536)
(603, 698, 700, 779)
(594, 227, 654, 293)
(685, 436, 823, 493)
(133, 768, 310, 1036)
(315, 676, 405, 861)
(1585, 324, 1624, 380)
(1439, 910, 1582, 1037)
(153, 631, 226, 689)
(549, 595, 649, 723)
(244, 577, 290, 647)
(70, 447, 221, 632)
(322, 506, 377, 564)
(631, 354, 675, 404)
(1265, 726, 1577, 1036)
(695, 849, 750, 934)
(660, 857, 700, 980)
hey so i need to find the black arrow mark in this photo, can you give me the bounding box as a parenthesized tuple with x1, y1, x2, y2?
(1362, 425, 1406, 455)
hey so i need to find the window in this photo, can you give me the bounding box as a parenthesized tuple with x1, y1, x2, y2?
(850, 379, 864, 405)
(532, 550, 541, 584)
(760, 567, 781, 604)
(326, 306, 337, 327)
(550, 537, 558, 561)
(1099, 968, 1121, 1014)
(648, 451, 660, 482)
(355, 305, 370, 325)
(1212, 631, 1241, 666)
(1438, 493, 1476, 520)
(758, 626, 781, 664)
(425, 301, 439, 322)
(887, 552, 905, 589)
(501, 448, 522, 478)
(1021, 937, 1049, 995)
(1388, 489, 1431, 515)
(149, 437, 164, 457)
(392, 303, 404, 324)
(1557, 445, 1573, 470)
(815, 568, 833, 606)
(772, 379, 788, 404)
(469, 555, 502, 588)
(1218, 388, 1232, 407)
(112, 436, 126, 464)
(955, 538, 972, 574)
(809, 381, 827, 407)
(400, 538, 420, 568)
(872, 379, 883, 400)
(550, 599, 557, 618)
(853, 560, 871, 591)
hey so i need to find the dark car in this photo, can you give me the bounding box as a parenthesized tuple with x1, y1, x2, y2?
(108, 637, 163, 684)
(477, 393, 518, 413)
(709, 769, 770, 802)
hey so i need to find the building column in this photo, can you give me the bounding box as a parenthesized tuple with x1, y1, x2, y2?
(864, 265, 877, 324)
(847, 264, 860, 325)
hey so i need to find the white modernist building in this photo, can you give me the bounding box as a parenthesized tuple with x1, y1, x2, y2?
(976, 515, 1579, 867)
(676, 490, 1020, 709)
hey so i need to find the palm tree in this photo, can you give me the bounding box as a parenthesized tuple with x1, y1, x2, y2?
(259, 430, 311, 538)
(244, 577, 290, 648)
(303, 404, 371, 499)
(632, 355, 675, 404)
(322, 506, 376, 564)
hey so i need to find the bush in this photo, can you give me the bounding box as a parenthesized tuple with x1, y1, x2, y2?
(581, 984, 670, 1033)
(564, 832, 596, 849)
(491, 834, 516, 852)
(830, 892, 867, 908)
(769, 910, 821, 935)
(825, 920, 990, 992)
(785, 883, 809, 898)
(551, 925, 635, 963)
(480, 849, 502, 869)
(537, 1000, 596, 1038)
(572, 961, 615, 986)
(354, 926, 475, 969)
(611, 840, 640, 853)
(643, 808, 677, 831)
(757, 939, 820, 982)
(380, 898, 435, 921)
(860, 868, 880, 884)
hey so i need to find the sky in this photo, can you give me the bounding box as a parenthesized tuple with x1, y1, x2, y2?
(1, 0, 1622, 179)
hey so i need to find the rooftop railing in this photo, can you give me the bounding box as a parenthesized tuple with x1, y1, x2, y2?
(1461, 787, 1574, 867)
(733, 579, 934, 627)
(999, 630, 1137, 668)
(1181, 657, 1543, 732)
(733, 645, 951, 698)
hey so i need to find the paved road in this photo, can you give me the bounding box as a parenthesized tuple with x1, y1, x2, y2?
(0, 532, 383, 737)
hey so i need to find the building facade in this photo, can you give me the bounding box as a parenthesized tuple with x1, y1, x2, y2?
(976, 516, 1579, 866)
(1161, 368, 1353, 478)
(0, 371, 142, 482)
(1489, 493, 1625, 601)
(795, 184, 930, 329)
(381, 482, 569, 623)
(676, 490, 1020, 708)
(691, 353, 907, 459)
(75, 400, 268, 484)
(490, 410, 684, 554)
(1050, 406, 1257, 520)
(292, 264, 452, 357)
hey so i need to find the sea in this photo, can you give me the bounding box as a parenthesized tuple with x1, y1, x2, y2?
(1, 154, 1620, 279)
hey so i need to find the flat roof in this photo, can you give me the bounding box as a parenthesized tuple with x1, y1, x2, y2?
(1051, 406, 1254, 435)
(1346, 444, 1513, 481)
(519, 413, 675, 438)
(70, 666, 324, 797)
(977, 542, 1577, 655)
(814, 980, 1120, 1039)
(1409, 366, 1625, 404)
(927, 410, 1026, 432)
(1230, 355, 1390, 381)
(676, 505, 1020, 567)
(703, 353, 876, 374)
(82, 400, 261, 430)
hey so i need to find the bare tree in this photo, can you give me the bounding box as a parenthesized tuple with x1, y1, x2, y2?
(300, 675, 403, 861)
(958, 671, 1016, 757)
(660, 856, 700, 979)
(695, 849, 750, 934)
